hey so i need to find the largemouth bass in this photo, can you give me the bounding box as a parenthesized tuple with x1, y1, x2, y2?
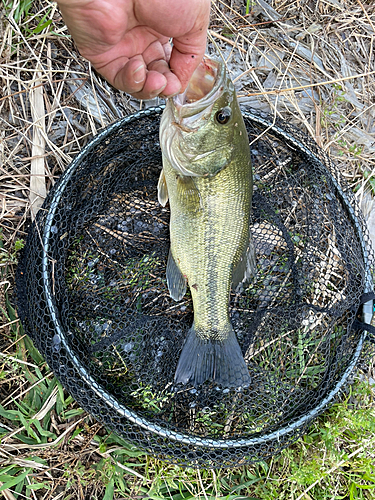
(158, 57, 255, 388)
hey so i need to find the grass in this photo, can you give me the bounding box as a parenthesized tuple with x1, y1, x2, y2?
(1, 327, 375, 500)
(1, 0, 375, 498)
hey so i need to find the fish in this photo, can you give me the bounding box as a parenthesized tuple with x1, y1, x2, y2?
(158, 56, 256, 388)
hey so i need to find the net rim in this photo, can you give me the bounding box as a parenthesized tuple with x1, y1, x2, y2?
(41, 106, 370, 449)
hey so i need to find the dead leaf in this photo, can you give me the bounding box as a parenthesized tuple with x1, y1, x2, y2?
(29, 71, 47, 220)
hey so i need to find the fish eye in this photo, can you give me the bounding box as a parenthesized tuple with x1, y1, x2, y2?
(215, 107, 231, 125)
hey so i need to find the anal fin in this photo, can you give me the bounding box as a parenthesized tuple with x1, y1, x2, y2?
(232, 231, 257, 291)
(167, 248, 187, 301)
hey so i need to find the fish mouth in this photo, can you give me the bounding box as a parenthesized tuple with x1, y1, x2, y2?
(159, 56, 232, 177)
(172, 57, 226, 118)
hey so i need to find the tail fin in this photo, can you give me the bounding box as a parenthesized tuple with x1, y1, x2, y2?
(174, 325, 251, 388)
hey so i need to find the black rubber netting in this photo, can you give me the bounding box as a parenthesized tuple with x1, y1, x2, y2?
(16, 107, 374, 468)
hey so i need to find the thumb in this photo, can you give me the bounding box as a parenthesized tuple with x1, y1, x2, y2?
(169, 45, 206, 92)
(168, 0, 210, 92)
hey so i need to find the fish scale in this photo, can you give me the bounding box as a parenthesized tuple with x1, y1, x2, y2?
(159, 56, 255, 387)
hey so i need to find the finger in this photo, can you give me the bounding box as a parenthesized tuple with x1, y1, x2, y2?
(163, 41, 172, 62)
(147, 59, 181, 97)
(94, 53, 173, 99)
(170, 32, 208, 92)
(87, 27, 168, 92)
(169, 48, 204, 93)
(142, 39, 169, 66)
(110, 56, 149, 94)
(169, 1, 210, 91)
(131, 69, 168, 100)
(93, 36, 172, 97)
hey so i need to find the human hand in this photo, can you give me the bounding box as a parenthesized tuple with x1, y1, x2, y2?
(56, 0, 211, 99)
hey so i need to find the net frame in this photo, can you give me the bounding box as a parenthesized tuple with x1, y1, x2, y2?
(16, 106, 374, 467)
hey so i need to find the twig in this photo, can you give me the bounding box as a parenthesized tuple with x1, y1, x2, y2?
(238, 70, 375, 97)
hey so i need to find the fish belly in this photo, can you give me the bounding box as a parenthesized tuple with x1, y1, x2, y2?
(165, 156, 251, 330)
(163, 155, 253, 387)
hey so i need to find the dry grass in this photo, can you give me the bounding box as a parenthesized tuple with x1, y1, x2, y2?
(1, 0, 375, 243)
(1, 0, 375, 498)
(210, 0, 375, 193)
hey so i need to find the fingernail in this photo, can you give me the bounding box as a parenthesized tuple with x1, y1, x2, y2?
(133, 64, 145, 84)
(162, 89, 181, 98)
(150, 84, 167, 98)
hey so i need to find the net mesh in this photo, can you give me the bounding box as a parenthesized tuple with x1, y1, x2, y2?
(16, 107, 374, 467)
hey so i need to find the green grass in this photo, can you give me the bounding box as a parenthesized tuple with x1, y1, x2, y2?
(245, 0, 256, 16)
(1, 0, 375, 497)
(1, 281, 375, 500)
(1, 379, 375, 499)
(3, 0, 34, 23)
(3, 0, 55, 38)
(2, 231, 374, 498)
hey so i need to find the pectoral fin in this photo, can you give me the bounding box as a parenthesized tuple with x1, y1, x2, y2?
(166, 248, 187, 301)
(158, 169, 169, 206)
(176, 176, 202, 210)
(232, 231, 257, 291)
